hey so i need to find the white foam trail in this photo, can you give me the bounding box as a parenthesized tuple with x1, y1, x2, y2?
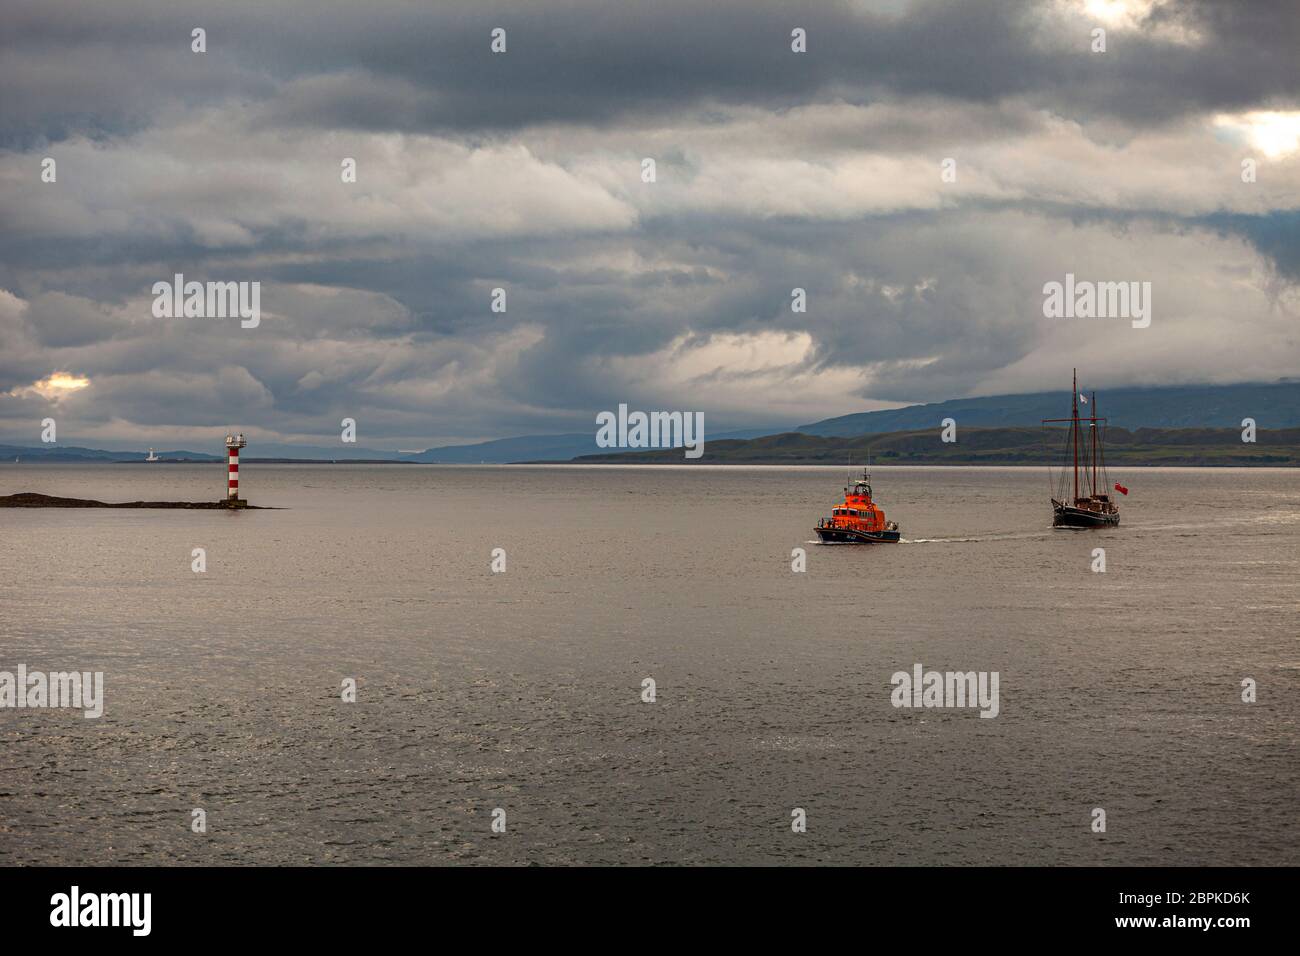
(902, 531, 1054, 544)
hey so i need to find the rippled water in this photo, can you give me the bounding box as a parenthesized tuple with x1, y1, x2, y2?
(1, 463, 1296, 865)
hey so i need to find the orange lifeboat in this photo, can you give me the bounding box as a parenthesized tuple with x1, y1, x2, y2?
(814, 470, 901, 544)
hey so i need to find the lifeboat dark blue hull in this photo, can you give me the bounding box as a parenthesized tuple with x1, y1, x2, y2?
(814, 526, 901, 544)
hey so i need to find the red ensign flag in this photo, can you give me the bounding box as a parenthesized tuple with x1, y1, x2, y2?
(1114, 482, 1128, 495)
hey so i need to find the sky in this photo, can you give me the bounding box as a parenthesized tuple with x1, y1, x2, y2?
(1, 0, 1298, 451)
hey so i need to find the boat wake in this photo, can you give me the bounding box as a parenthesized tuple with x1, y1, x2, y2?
(900, 531, 1055, 544)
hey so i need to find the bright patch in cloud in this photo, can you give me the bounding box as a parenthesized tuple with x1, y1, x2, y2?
(21, 372, 91, 401)
(1068, 0, 1201, 45)
(1218, 111, 1300, 160)
(599, 331, 905, 423)
(1082, 0, 1150, 26)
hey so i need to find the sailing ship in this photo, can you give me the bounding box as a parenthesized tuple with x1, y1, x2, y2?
(145, 448, 160, 462)
(1043, 369, 1120, 528)
(814, 468, 902, 543)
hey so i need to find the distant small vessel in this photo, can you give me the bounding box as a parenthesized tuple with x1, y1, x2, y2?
(1043, 369, 1120, 528)
(814, 469, 901, 543)
(145, 448, 160, 462)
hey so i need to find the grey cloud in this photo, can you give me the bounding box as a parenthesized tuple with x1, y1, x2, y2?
(1, 0, 1297, 447)
(5, 0, 1299, 147)
(23, 291, 128, 347)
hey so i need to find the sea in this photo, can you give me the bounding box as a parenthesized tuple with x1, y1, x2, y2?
(1, 463, 1296, 865)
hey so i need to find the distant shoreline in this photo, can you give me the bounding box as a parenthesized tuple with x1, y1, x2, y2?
(0, 492, 275, 509)
(7, 426, 1297, 469)
(520, 459, 1299, 467)
(114, 459, 414, 465)
(6, 458, 1295, 468)
(558, 426, 1300, 467)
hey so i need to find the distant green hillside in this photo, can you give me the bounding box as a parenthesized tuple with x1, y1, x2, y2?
(800, 382, 1300, 435)
(570, 427, 1300, 466)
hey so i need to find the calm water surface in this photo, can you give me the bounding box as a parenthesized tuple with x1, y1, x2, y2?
(1, 463, 1296, 865)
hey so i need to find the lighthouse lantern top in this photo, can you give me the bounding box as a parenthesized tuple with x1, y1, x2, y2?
(225, 432, 246, 450)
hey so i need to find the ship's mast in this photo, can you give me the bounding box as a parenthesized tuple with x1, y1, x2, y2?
(1090, 390, 1098, 497)
(1071, 368, 1079, 503)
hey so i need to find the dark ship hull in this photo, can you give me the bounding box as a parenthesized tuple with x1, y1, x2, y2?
(1052, 500, 1120, 528)
(814, 526, 901, 544)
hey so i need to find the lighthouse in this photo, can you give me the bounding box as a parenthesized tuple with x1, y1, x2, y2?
(223, 432, 247, 508)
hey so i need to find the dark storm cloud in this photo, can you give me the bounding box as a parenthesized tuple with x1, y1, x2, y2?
(4, 0, 1299, 146)
(1199, 209, 1300, 282)
(23, 291, 129, 347)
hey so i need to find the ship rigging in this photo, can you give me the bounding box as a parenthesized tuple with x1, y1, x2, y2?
(1042, 369, 1120, 528)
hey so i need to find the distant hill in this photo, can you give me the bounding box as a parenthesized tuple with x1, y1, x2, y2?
(400, 426, 788, 463)
(799, 382, 1300, 436)
(4, 381, 1293, 465)
(0, 444, 221, 462)
(242, 442, 408, 460)
(570, 427, 1300, 466)
(401, 433, 601, 463)
(0, 441, 406, 462)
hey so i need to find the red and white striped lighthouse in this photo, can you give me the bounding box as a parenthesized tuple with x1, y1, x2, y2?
(224, 432, 247, 507)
